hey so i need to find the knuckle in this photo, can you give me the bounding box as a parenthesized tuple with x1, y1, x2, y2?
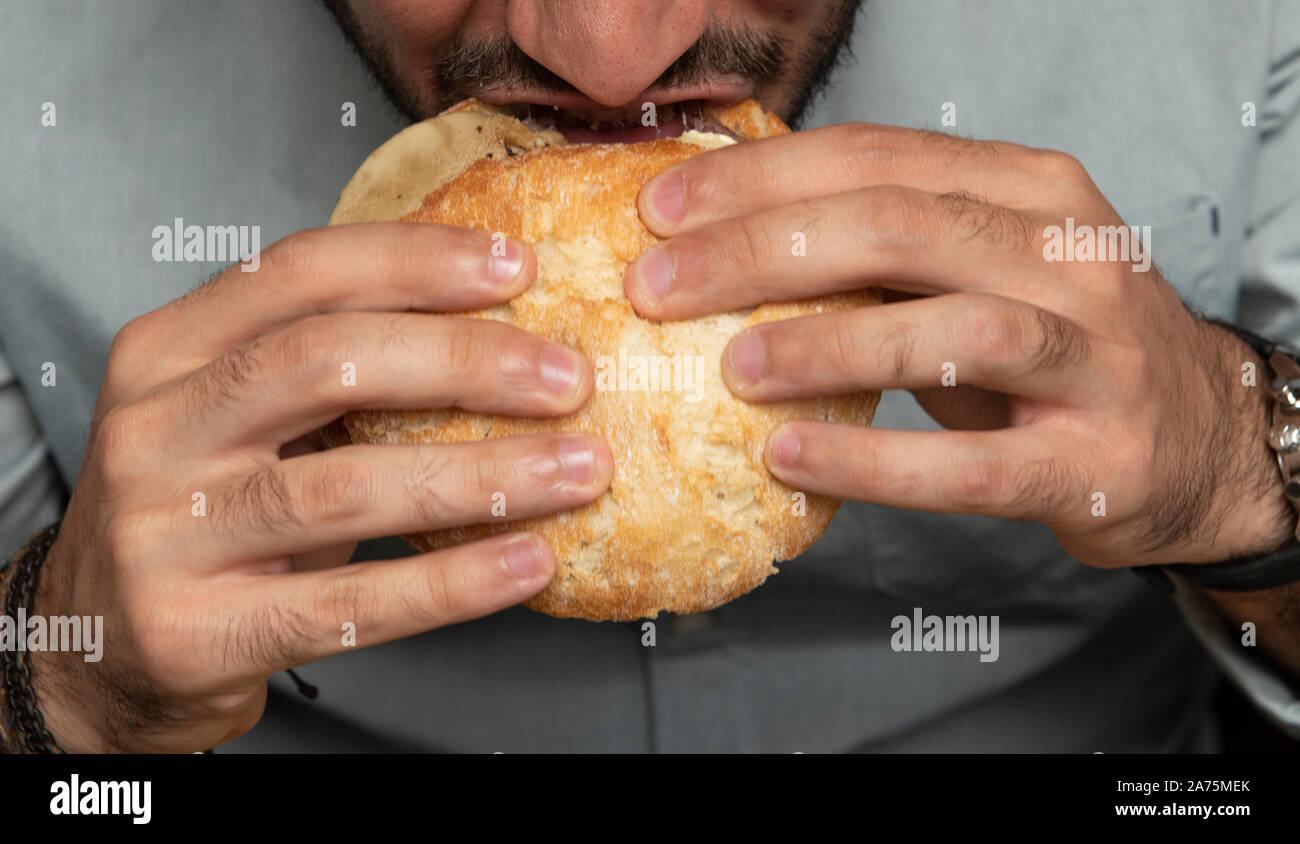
(404, 445, 457, 526)
(482, 325, 544, 393)
(102, 512, 152, 565)
(839, 122, 898, 178)
(102, 316, 154, 396)
(374, 311, 418, 356)
(270, 315, 340, 395)
(952, 450, 1007, 506)
(874, 321, 916, 384)
(969, 301, 1029, 365)
(221, 464, 305, 537)
(1026, 308, 1088, 372)
(1035, 149, 1091, 186)
(918, 128, 1001, 165)
(857, 185, 935, 250)
(1007, 457, 1075, 518)
(970, 303, 1087, 377)
(90, 403, 153, 478)
(465, 448, 506, 498)
(259, 228, 326, 284)
(93, 405, 137, 457)
(409, 557, 462, 624)
(312, 570, 371, 635)
(187, 339, 263, 413)
(715, 214, 775, 274)
(239, 600, 314, 670)
(281, 315, 336, 369)
(294, 459, 372, 525)
(936, 191, 1034, 250)
(437, 318, 482, 375)
(107, 315, 151, 366)
(1078, 256, 1124, 295)
(680, 159, 725, 212)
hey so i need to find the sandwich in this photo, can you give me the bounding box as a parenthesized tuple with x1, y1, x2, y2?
(327, 98, 880, 620)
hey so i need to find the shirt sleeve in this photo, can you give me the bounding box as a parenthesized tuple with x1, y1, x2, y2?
(1234, 0, 1300, 338)
(0, 342, 65, 561)
(1178, 0, 1300, 739)
(1173, 577, 1300, 739)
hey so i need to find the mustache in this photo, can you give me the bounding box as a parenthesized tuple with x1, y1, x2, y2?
(431, 26, 790, 102)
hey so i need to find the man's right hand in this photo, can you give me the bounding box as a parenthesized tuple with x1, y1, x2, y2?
(26, 223, 612, 753)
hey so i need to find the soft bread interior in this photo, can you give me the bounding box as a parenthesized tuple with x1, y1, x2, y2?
(330, 108, 564, 225)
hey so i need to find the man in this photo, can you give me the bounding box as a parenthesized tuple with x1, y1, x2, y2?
(1, 0, 1297, 752)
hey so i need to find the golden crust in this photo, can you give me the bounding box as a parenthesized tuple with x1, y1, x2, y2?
(330, 101, 880, 620)
(443, 97, 488, 114)
(329, 101, 564, 225)
(711, 99, 792, 140)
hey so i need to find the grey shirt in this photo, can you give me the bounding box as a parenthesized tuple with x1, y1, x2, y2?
(2, 0, 1297, 752)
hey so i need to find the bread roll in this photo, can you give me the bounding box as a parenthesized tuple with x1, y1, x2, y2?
(328, 99, 880, 620)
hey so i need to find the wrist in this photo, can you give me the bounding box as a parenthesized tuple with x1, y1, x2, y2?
(1217, 373, 1293, 556)
(27, 537, 112, 753)
(1200, 321, 1294, 559)
(2, 528, 107, 753)
(26, 656, 108, 754)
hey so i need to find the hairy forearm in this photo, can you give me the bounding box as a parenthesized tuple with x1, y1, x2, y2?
(1193, 329, 1300, 677)
(1200, 583, 1300, 679)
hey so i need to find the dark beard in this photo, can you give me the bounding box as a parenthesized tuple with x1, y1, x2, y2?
(322, 0, 862, 129)
(782, 1, 863, 129)
(321, 0, 425, 123)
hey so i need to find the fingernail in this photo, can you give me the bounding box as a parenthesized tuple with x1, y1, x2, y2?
(728, 331, 767, 386)
(633, 246, 674, 304)
(645, 172, 685, 225)
(556, 439, 596, 484)
(540, 345, 582, 396)
(505, 537, 547, 578)
(489, 237, 527, 286)
(769, 425, 800, 470)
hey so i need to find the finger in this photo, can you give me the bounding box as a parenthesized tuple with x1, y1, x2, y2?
(721, 293, 1092, 401)
(764, 420, 1079, 521)
(243, 532, 556, 672)
(162, 311, 592, 450)
(114, 223, 536, 394)
(639, 122, 1060, 235)
(212, 435, 613, 559)
(626, 185, 1062, 320)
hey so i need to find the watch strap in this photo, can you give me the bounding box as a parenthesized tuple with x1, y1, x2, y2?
(1150, 542, 1300, 592)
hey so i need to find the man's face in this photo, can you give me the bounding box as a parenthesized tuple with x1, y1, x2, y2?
(324, 0, 862, 135)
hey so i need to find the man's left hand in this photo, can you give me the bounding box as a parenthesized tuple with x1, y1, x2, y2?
(626, 122, 1292, 568)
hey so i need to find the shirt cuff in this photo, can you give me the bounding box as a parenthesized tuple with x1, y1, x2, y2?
(1170, 573, 1300, 739)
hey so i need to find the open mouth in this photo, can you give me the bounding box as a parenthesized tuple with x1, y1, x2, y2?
(505, 99, 740, 144)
